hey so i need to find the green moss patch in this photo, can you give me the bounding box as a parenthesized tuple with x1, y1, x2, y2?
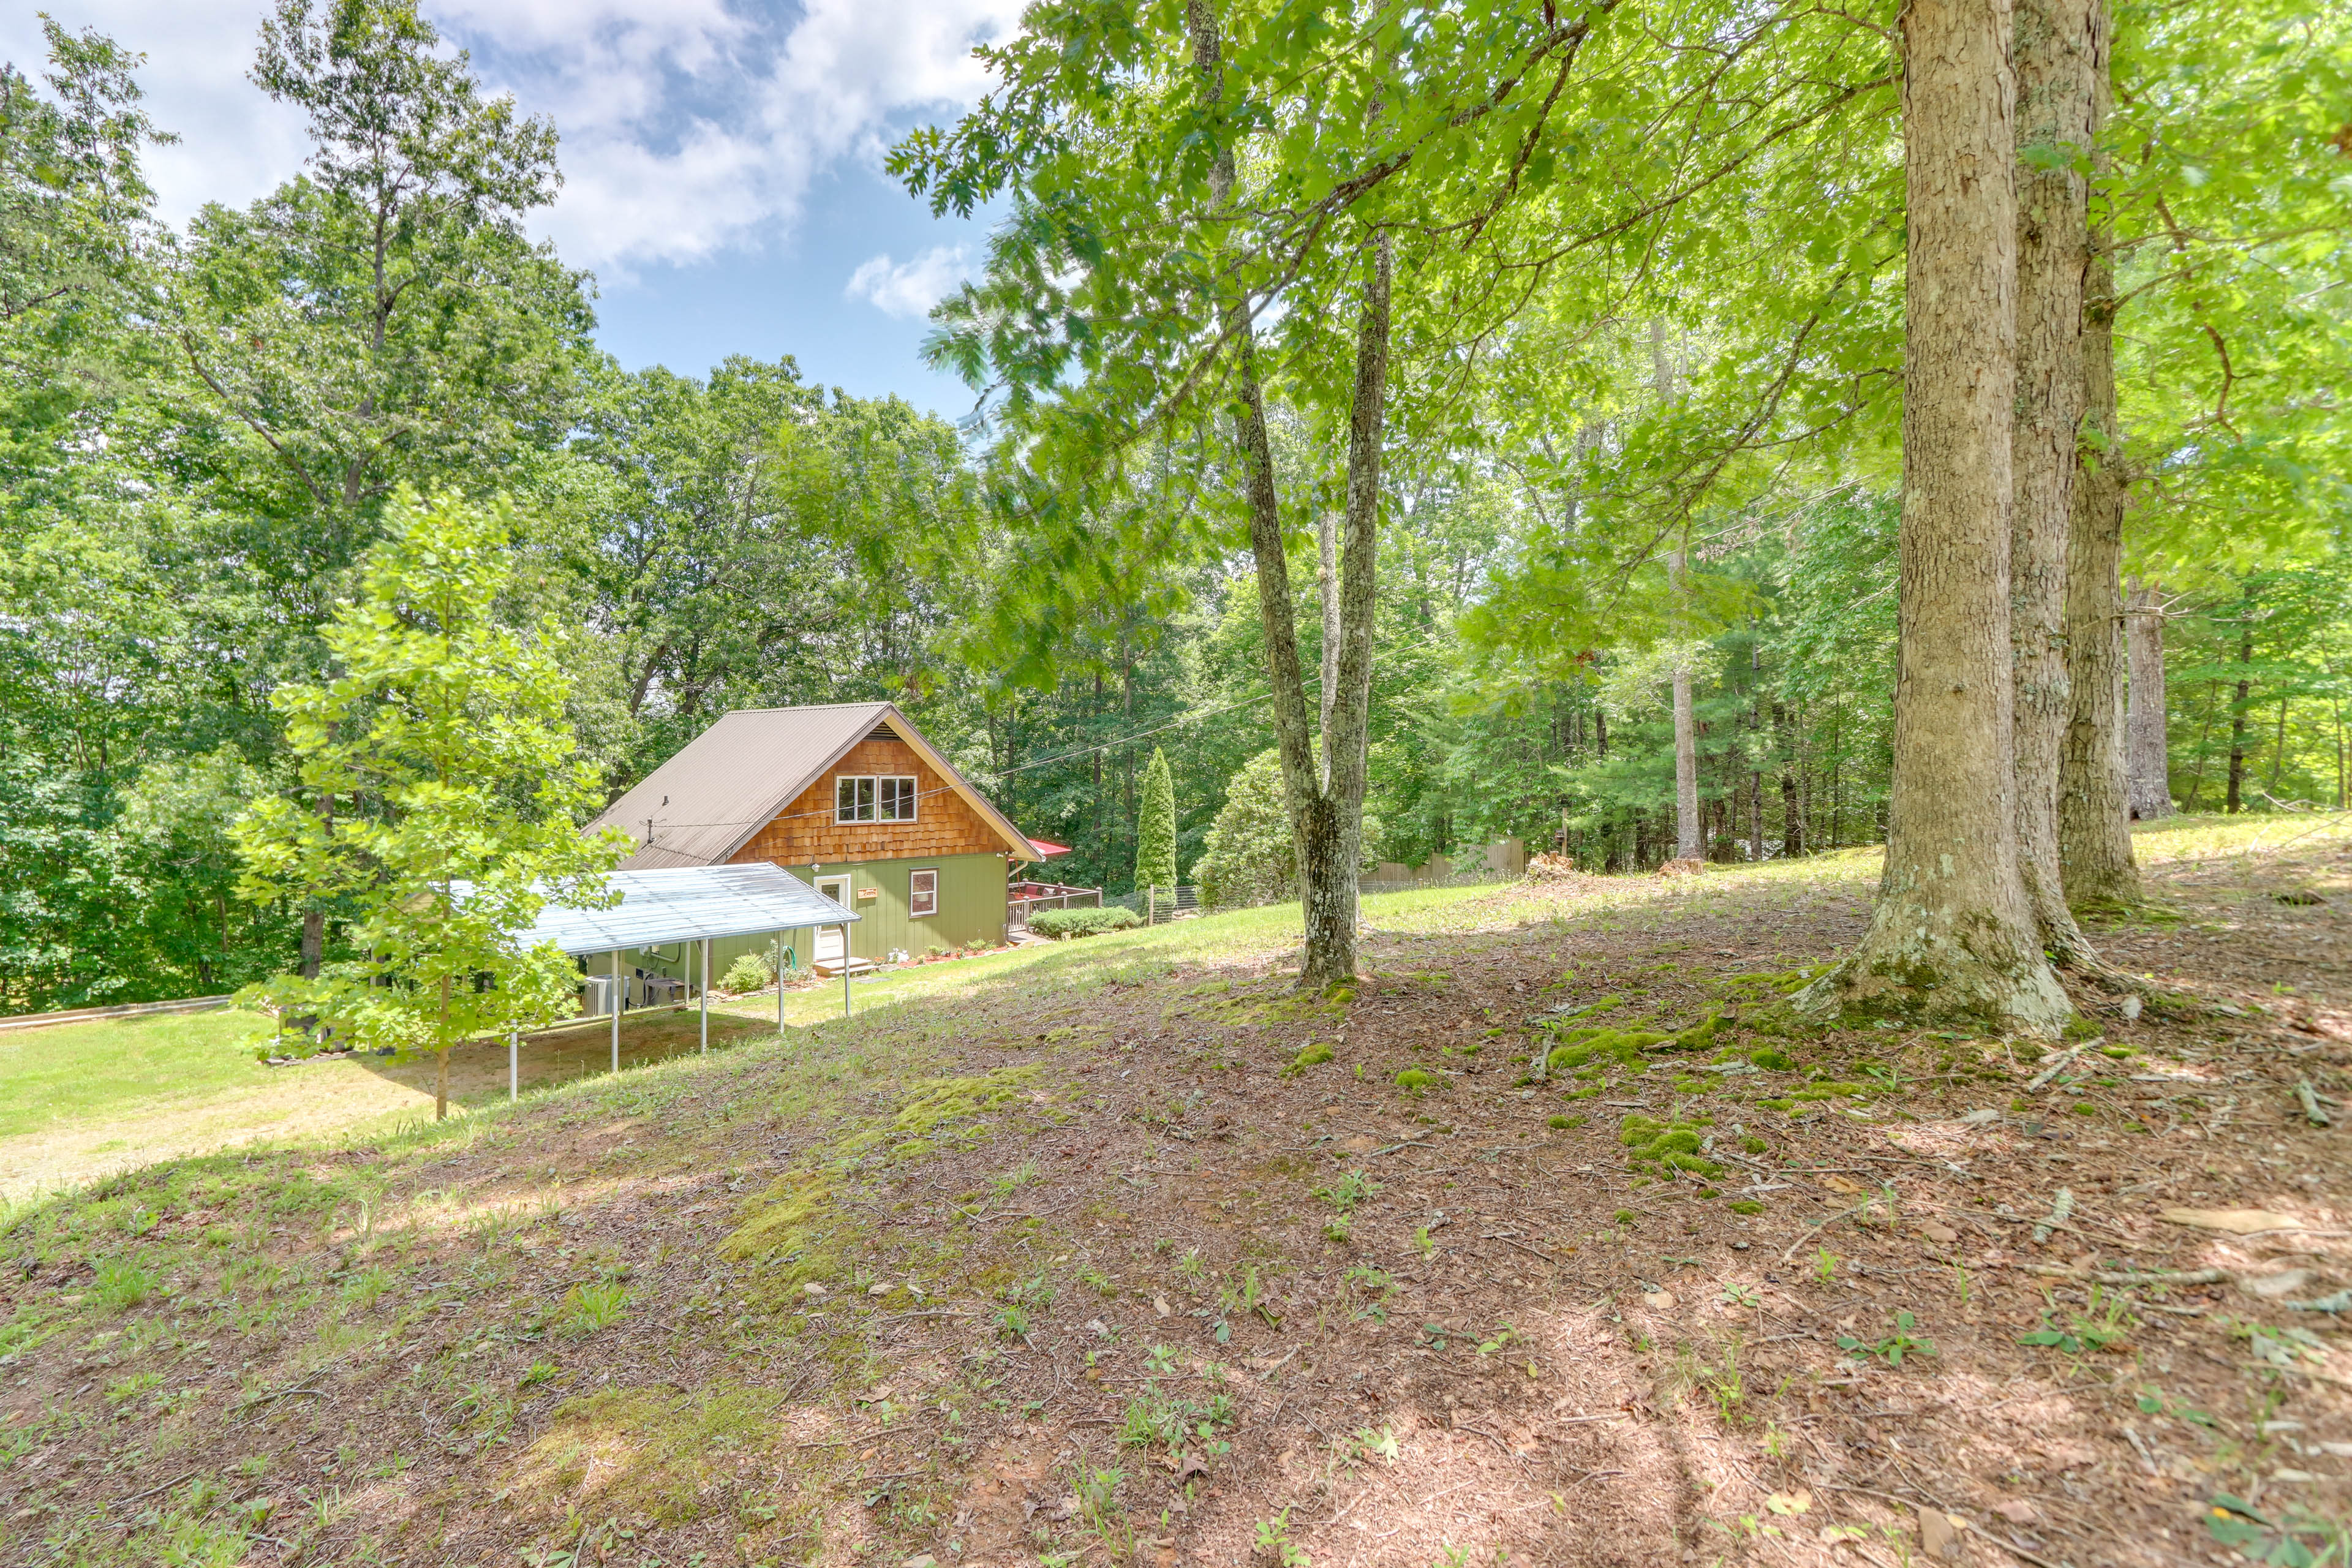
(1394, 1068, 1439, 1096)
(1545, 1029, 1668, 1072)
(1284, 1041, 1335, 1076)
(1618, 1112, 1721, 1178)
(721, 1175, 846, 1288)
(835, 1065, 1042, 1164)
(521, 1385, 791, 1525)
(725, 1065, 1042, 1291)
(1534, 994, 1624, 1027)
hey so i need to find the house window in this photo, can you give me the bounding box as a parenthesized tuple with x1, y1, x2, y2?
(910, 868, 938, 918)
(834, 775, 918, 823)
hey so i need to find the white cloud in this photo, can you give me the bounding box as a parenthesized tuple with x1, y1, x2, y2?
(2, 1, 311, 227)
(844, 245, 967, 318)
(456, 0, 1026, 274)
(6, 0, 1023, 273)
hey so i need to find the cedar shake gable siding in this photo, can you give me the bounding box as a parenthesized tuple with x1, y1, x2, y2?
(731, 736, 1005, 867)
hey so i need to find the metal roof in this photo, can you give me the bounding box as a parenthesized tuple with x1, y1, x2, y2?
(586, 703, 1035, 869)
(510, 864, 859, 957)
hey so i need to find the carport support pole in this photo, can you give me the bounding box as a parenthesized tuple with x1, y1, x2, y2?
(611, 948, 621, 1074)
(841, 925, 852, 1018)
(508, 1032, 518, 1102)
(699, 937, 709, 1055)
(776, 932, 785, 1031)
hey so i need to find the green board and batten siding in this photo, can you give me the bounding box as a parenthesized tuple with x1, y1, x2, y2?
(627, 853, 1008, 986)
(808, 852, 1010, 961)
(584, 703, 1038, 991)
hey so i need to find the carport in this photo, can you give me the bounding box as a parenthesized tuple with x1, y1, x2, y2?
(506, 863, 861, 1099)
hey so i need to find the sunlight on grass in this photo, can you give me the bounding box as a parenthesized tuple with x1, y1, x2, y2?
(2128, 810, 2351, 864)
(0, 1009, 275, 1140)
(15, 811, 2340, 1198)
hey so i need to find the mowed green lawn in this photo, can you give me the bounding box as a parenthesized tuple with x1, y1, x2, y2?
(0, 1008, 276, 1142)
(0, 811, 2327, 1199)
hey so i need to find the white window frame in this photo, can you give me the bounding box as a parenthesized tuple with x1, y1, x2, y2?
(909, 868, 938, 918)
(834, 775, 918, 823)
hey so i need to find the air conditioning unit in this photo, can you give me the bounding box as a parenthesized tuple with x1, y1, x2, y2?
(581, 974, 619, 1017)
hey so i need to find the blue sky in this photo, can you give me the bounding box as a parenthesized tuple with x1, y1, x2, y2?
(586, 162, 993, 417)
(2, 0, 1014, 418)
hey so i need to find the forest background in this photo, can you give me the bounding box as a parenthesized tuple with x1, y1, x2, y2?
(2, 0, 2346, 1016)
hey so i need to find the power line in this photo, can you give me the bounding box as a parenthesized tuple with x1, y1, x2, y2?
(622, 624, 1462, 861)
(626, 687, 1286, 843)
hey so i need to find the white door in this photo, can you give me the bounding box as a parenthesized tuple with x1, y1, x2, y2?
(815, 878, 850, 962)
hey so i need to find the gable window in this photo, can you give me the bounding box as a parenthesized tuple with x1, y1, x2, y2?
(909, 868, 938, 918)
(835, 775, 918, 823)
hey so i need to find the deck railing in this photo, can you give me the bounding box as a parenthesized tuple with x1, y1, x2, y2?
(1008, 881, 1104, 933)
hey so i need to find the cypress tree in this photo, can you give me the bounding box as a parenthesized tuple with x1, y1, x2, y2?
(1134, 747, 1178, 900)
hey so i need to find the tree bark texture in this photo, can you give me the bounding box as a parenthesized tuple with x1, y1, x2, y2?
(1749, 647, 1766, 862)
(2124, 579, 2171, 816)
(1655, 324, 1702, 865)
(435, 974, 451, 1121)
(1670, 549, 1701, 862)
(2009, 0, 2098, 962)
(2055, 0, 2139, 907)
(1188, 0, 1385, 990)
(1297, 230, 1391, 989)
(2226, 616, 2253, 813)
(1799, 0, 2070, 1035)
(1317, 509, 1341, 784)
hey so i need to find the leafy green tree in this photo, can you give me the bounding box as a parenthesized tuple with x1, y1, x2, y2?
(1, 20, 164, 369)
(0, 753, 130, 1011)
(1194, 748, 1381, 911)
(172, 0, 589, 617)
(1194, 748, 1298, 912)
(233, 491, 626, 1118)
(899, 0, 1897, 984)
(115, 746, 286, 995)
(553, 360, 979, 785)
(1133, 747, 1177, 901)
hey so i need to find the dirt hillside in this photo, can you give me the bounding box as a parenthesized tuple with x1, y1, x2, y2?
(3, 821, 2347, 1568)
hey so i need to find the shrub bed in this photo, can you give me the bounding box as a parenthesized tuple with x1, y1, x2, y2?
(1028, 906, 1144, 940)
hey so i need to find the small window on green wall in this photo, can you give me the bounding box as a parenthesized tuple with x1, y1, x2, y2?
(910, 868, 938, 917)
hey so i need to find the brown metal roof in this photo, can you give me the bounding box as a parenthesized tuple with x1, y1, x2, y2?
(588, 703, 1035, 869)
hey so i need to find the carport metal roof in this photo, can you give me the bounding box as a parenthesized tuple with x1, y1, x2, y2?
(511, 864, 859, 956)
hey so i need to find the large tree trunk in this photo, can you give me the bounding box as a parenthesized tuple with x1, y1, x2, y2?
(2226, 612, 2253, 812)
(2125, 578, 2171, 816)
(1318, 510, 1341, 783)
(1798, 0, 2070, 1035)
(1654, 321, 1702, 864)
(2011, 0, 2109, 967)
(1749, 646, 1766, 862)
(1188, 0, 1385, 990)
(1776, 702, 1804, 856)
(300, 908, 323, 979)
(1300, 230, 1391, 988)
(2055, 2, 2139, 907)
(1669, 562, 1701, 861)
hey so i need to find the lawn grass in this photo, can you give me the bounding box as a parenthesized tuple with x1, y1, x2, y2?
(0, 1008, 274, 1141)
(0, 1005, 774, 1202)
(6, 810, 2335, 1202)
(0, 810, 2342, 1565)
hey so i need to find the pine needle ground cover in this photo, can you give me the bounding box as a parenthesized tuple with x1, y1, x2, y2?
(1, 816, 2346, 1567)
